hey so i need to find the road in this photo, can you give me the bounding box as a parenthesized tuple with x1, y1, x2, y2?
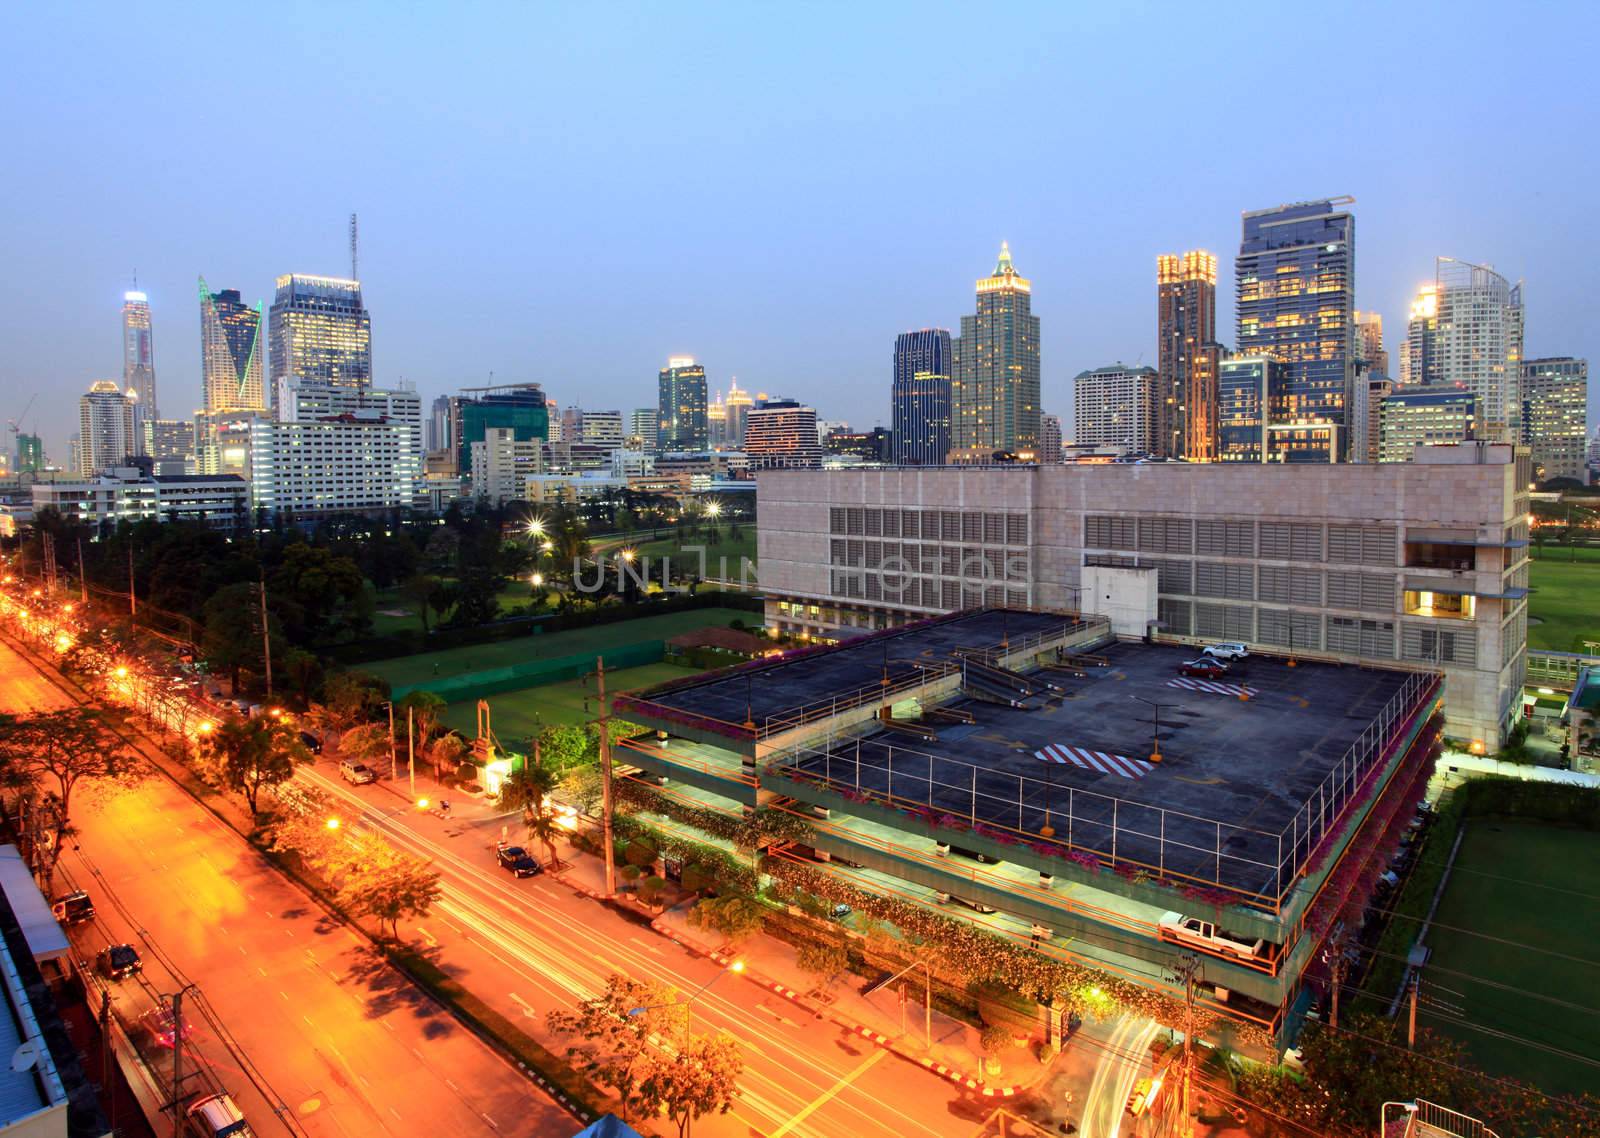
(1077, 1014, 1161, 1138)
(0, 636, 569, 1138)
(302, 767, 988, 1138)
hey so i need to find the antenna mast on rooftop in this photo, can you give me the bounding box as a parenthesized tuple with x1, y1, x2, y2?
(349, 212, 359, 281)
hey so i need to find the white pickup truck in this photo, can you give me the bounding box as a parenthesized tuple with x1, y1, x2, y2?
(1158, 912, 1265, 959)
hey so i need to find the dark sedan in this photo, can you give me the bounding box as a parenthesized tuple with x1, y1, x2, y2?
(98, 943, 143, 980)
(495, 845, 542, 878)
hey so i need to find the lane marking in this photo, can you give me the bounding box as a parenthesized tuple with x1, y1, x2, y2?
(768, 1049, 887, 1137)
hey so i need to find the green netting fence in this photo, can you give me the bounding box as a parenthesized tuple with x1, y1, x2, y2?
(391, 639, 664, 700)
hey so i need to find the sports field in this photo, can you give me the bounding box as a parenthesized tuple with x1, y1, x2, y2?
(1526, 555, 1600, 652)
(440, 661, 695, 738)
(1418, 818, 1600, 1096)
(363, 607, 754, 688)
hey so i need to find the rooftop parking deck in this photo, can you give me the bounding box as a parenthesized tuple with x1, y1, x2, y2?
(769, 640, 1437, 906)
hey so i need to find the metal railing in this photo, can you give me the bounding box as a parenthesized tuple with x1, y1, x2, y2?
(758, 659, 961, 738)
(1526, 649, 1598, 692)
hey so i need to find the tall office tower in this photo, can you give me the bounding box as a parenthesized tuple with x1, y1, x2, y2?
(1522, 357, 1589, 483)
(454, 383, 550, 475)
(1156, 251, 1218, 459)
(15, 434, 43, 475)
(1236, 198, 1355, 461)
(1354, 311, 1388, 379)
(743, 399, 822, 469)
(427, 395, 452, 454)
(1038, 413, 1062, 464)
(658, 357, 708, 451)
(122, 290, 158, 422)
(267, 275, 372, 404)
(707, 393, 728, 448)
(1354, 376, 1394, 464)
(199, 280, 266, 412)
(1398, 283, 1440, 387)
(1379, 389, 1478, 462)
(724, 382, 754, 447)
(545, 398, 563, 442)
(629, 407, 659, 452)
(952, 243, 1040, 461)
(78, 380, 136, 475)
(1072, 364, 1157, 454)
(1434, 258, 1524, 442)
(891, 328, 953, 465)
(1217, 356, 1285, 463)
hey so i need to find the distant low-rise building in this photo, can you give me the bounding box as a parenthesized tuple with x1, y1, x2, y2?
(31, 468, 248, 531)
(469, 427, 546, 506)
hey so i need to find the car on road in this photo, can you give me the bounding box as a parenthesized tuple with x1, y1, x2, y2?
(138, 1004, 195, 1050)
(98, 943, 143, 980)
(297, 730, 323, 755)
(1178, 658, 1229, 680)
(185, 1091, 255, 1138)
(338, 760, 376, 785)
(1157, 913, 1265, 959)
(496, 845, 542, 877)
(1202, 642, 1250, 662)
(51, 890, 95, 925)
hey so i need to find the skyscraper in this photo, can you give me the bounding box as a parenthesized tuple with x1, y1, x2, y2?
(1398, 283, 1440, 387)
(743, 399, 822, 469)
(629, 407, 659, 452)
(1434, 258, 1523, 442)
(78, 380, 136, 475)
(707, 392, 728, 449)
(1521, 357, 1589, 484)
(891, 328, 953, 465)
(952, 243, 1040, 461)
(1236, 198, 1355, 462)
(1156, 251, 1219, 460)
(1354, 311, 1388, 378)
(724, 382, 754, 447)
(267, 274, 372, 406)
(122, 290, 157, 421)
(454, 383, 550, 476)
(199, 280, 266, 412)
(1072, 364, 1157, 454)
(658, 357, 708, 452)
(1038, 413, 1062, 464)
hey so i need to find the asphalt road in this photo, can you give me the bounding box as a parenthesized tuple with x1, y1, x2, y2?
(303, 766, 990, 1138)
(0, 636, 569, 1138)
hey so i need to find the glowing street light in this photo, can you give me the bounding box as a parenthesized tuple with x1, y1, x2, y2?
(325, 817, 342, 831)
(416, 798, 430, 811)
(195, 721, 214, 736)
(114, 666, 128, 679)
(531, 572, 544, 588)
(620, 548, 637, 564)
(705, 500, 721, 518)
(526, 518, 546, 539)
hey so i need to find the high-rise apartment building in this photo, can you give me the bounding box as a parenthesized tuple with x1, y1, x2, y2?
(1038, 413, 1062, 464)
(891, 329, 953, 465)
(724, 383, 754, 447)
(743, 399, 822, 469)
(1354, 311, 1388, 379)
(1379, 388, 1477, 462)
(199, 280, 265, 413)
(1434, 258, 1523, 442)
(545, 398, 563, 443)
(658, 357, 708, 452)
(15, 435, 43, 475)
(708, 393, 729, 449)
(629, 407, 659, 452)
(453, 383, 550, 475)
(1521, 357, 1590, 484)
(952, 244, 1040, 461)
(1156, 251, 1219, 460)
(1398, 283, 1440, 388)
(1072, 364, 1157, 455)
(579, 409, 625, 450)
(78, 380, 136, 475)
(1236, 198, 1355, 461)
(251, 382, 421, 517)
(469, 427, 547, 506)
(267, 275, 372, 404)
(122, 290, 158, 423)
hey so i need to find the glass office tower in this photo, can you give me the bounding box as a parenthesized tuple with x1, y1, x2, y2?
(891, 328, 953, 465)
(268, 274, 372, 407)
(952, 243, 1040, 460)
(658, 357, 709, 452)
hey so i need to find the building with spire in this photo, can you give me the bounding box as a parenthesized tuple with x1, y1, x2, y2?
(1156, 251, 1219, 460)
(1399, 283, 1440, 388)
(267, 274, 372, 409)
(951, 243, 1041, 462)
(198, 279, 267, 477)
(707, 391, 729, 449)
(121, 290, 157, 423)
(658, 357, 708, 452)
(891, 328, 953, 465)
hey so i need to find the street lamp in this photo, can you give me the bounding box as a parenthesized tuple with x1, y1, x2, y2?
(325, 817, 341, 831)
(1131, 695, 1167, 763)
(628, 959, 745, 1044)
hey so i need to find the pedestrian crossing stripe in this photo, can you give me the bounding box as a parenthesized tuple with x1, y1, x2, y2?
(1167, 677, 1258, 698)
(1034, 743, 1152, 780)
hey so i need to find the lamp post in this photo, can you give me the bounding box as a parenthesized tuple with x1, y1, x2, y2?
(1131, 695, 1167, 764)
(873, 957, 932, 1050)
(628, 960, 746, 1045)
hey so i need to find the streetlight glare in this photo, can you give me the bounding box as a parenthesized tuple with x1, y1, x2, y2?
(729, 960, 746, 973)
(325, 817, 341, 830)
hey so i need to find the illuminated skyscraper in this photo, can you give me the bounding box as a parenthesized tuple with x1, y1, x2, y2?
(1398, 283, 1440, 387)
(267, 274, 372, 407)
(952, 243, 1040, 460)
(1354, 311, 1388, 378)
(78, 380, 136, 475)
(743, 398, 822, 469)
(658, 357, 708, 451)
(1236, 198, 1355, 462)
(724, 382, 754, 447)
(122, 291, 158, 420)
(1156, 251, 1218, 459)
(199, 280, 266, 412)
(1434, 258, 1523, 442)
(707, 392, 729, 449)
(891, 328, 953, 465)
(1521, 357, 1589, 483)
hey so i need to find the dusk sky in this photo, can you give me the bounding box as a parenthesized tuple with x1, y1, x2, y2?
(2, 1, 1596, 460)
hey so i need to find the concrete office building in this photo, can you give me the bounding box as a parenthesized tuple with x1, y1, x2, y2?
(1355, 376, 1393, 465)
(743, 399, 822, 469)
(1521, 357, 1589, 484)
(1354, 311, 1388, 380)
(1072, 365, 1157, 455)
(453, 383, 550, 475)
(659, 357, 709, 452)
(1379, 389, 1477, 462)
(142, 419, 196, 475)
(250, 383, 421, 518)
(469, 427, 546, 506)
(32, 469, 248, 531)
(1156, 251, 1220, 460)
(952, 244, 1040, 461)
(755, 443, 1530, 747)
(77, 381, 136, 475)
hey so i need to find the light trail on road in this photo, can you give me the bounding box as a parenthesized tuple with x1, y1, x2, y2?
(1077, 1014, 1161, 1138)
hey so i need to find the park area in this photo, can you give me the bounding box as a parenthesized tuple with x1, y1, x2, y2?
(1527, 545, 1600, 652)
(1418, 817, 1600, 1097)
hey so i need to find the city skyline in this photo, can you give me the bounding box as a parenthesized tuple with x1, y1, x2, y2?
(2, 4, 1596, 460)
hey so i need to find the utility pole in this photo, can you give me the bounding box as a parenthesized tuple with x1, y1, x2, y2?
(76, 537, 87, 604)
(170, 984, 197, 1138)
(128, 545, 137, 616)
(1407, 973, 1419, 1048)
(595, 656, 616, 896)
(1174, 952, 1200, 1138)
(407, 704, 415, 797)
(388, 702, 398, 780)
(1327, 930, 1348, 1029)
(257, 571, 272, 697)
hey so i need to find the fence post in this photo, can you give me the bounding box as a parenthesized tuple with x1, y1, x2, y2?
(1159, 811, 1166, 877)
(1216, 821, 1223, 884)
(1111, 799, 1118, 864)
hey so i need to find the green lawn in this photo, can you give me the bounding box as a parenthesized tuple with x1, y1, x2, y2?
(620, 532, 758, 579)
(368, 582, 556, 636)
(1526, 558, 1600, 652)
(441, 661, 696, 739)
(1418, 819, 1600, 1096)
(1530, 542, 1600, 563)
(363, 606, 756, 688)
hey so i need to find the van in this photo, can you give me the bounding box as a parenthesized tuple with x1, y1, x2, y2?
(51, 891, 95, 925)
(186, 1092, 255, 1137)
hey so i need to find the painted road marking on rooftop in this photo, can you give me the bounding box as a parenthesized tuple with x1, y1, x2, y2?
(1167, 677, 1258, 698)
(1035, 744, 1152, 780)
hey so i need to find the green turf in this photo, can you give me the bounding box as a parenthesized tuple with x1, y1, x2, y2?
(441, 661, 697, 738)
(620, 532, 758, 578)
(1417, 819, 1600, 1096)
(1529, 542, 1600, 563)
(1526, 559, 1600, 652)
(363, 606, 755, 688)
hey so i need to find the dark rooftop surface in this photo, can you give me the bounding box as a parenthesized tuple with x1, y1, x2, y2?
(632, 609, 1083, 729)
(779, 640, 1425, 901)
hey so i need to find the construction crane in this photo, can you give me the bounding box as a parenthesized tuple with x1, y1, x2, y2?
(7, 392, 37, 444)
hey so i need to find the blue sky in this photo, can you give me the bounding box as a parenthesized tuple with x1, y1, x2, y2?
(2, 0, 1596, 459)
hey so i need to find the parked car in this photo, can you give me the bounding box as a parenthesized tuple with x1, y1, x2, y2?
(297, 730, 323, 755)
(51, 890, 95, 925)
(339, 760, 376, 785)
(98, 943, 143, 980)
(1202, 642, 1250, 662)
(138, 1004, 195, 1050)
(185, 1091, 255, 1138)
(936, 891, 998, 914)
(496, 845, 541, 877)
(1178, 658, 1229, 680)
(827, 903, 853, 921)
(1157, 913, 1265, 959)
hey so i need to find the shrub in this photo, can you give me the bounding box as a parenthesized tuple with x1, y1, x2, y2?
(637, 875, 666, 907)
(624, 840, 659, 869)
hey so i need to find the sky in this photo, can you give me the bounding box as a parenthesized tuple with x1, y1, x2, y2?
(2, 0, 1597, 461)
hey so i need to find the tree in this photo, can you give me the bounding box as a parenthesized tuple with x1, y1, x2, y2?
(401, 573, 444, 634)
(979, 1024, 1014, 1075)
(338, 722, 392, 769)
(397, 690, 446, 755)
(198, 715, 313, 815)
(270, 542, 371, 645)
(539, 723, 593, 771)
(0, 709, 139, 875)
(340, 850, 441, 939)
(201, 581, 267, 693)
(546, 974, 685, 1120)
(501, 764, 561, 866)
(795, 943, 849, 991)
(687, 894, 766, 946)
(428, 732, 469, 780)
(323, 670, 391, 730)
(279, 647, 323, 707)
(635, 1032, 743, 1138)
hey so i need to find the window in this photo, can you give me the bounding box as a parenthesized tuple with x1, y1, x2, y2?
(1085, 515, 1136, 549)
(1158, 598, 1192, 636)
(1195, 602, 1253, 640)
(1196, 520, 1255, 558)
(1402, 624, 1477, 666)
(1403, 590, 1475, 620)
(1006, 514, 1028, 545)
